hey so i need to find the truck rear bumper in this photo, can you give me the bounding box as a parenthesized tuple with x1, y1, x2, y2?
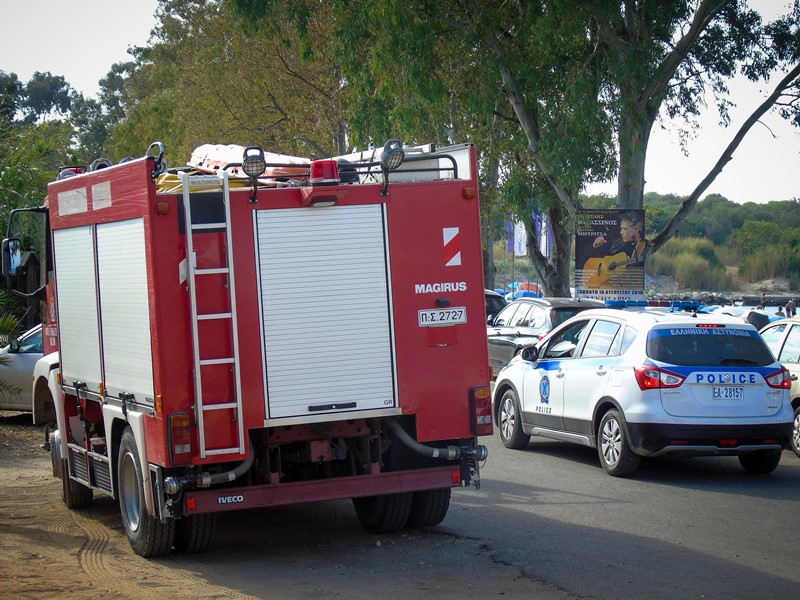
(183, 465, 461, 515)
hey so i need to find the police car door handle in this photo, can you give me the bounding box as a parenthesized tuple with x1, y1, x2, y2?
(555, 370, 565, 378)
(596, 367, 607, 375)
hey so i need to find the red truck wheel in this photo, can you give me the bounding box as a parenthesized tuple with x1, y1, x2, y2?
(406, 488, 451, 528)
(60, 459, 92, 508)
(118, 427, 175, 557)
(174, 514, 217, 554)
(352, 492, 412, 533)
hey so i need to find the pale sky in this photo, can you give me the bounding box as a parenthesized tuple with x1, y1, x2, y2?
(0, 0, 797, 204)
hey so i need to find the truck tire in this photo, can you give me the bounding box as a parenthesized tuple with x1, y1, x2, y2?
(60, 459, 93, 508)
(406, 488, 451, 529)
(352, 492, 412, 534)
(118, 427, 175, 557)
(174, 514, 217, 554)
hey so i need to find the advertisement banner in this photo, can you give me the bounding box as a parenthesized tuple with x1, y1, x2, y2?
(513, 220, 527, 256)
(534, 210, 553, 258)
(575, 209, 646, 302)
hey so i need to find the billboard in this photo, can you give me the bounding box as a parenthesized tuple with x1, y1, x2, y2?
(575, 209, 646, 302)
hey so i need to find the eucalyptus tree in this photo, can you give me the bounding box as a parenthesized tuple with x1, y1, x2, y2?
(231, 0, 799, 295)
(102, 0, 352, 164)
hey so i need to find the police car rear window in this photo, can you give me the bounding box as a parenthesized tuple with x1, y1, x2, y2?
(646, 326, 774, 367)
(551, 307, 592, 328)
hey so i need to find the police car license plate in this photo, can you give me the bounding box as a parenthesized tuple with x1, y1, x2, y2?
(712, 386, 743, 400)
(418, 307, 467, 327)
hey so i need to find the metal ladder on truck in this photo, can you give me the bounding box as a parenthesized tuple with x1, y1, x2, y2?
(179, 171, 245, 458)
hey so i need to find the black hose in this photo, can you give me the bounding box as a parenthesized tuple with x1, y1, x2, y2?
(385, 418, 461, 460)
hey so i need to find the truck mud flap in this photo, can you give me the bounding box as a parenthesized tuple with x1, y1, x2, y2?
(184, 466, 460, 515)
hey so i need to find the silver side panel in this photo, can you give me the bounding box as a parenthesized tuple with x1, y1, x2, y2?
(255, 205, 397, 420)
(53, 226, 102, 390)
(96, 219, 154, 403)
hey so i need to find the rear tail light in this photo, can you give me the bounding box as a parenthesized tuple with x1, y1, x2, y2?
(470, 386, 493, 436)
(633, 365, 686, 390)
(168, 413, 193, 465)
(764, 367, 791, 389)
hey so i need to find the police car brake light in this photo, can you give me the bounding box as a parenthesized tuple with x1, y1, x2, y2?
(696, 323, 725, 328)
(634, 365, 685, 390)
(764, 367, 791, 389)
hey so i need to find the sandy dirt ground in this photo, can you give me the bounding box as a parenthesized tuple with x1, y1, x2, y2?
(0, 411, 575, 600)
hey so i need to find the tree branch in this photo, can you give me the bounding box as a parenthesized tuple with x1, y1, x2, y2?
(642, 0, 729, 111)
(650, 60, 800, 253)
(499, 65, 577, 218)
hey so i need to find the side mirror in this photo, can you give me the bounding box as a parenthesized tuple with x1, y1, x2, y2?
(9, 337, 20, 353)
(1, 238, 22, 278)
(521, 345, 539, 362)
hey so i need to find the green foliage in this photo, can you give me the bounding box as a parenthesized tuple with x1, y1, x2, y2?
(0, 71, 21, 121)
(100, 0, 352, 163)
(647, 236, 732, 290)
(727, 220, 785, 255)
(19, 72, 73, 123)
(0, 120, 73, 235)
(738, 245, 800, 284)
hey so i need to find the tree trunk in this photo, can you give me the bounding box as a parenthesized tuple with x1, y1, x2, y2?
(616, 110, 653, 210)
(527, 199, 572, 297)
(481, 150, 501, 290)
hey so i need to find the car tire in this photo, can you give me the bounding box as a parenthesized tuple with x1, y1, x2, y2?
(597, 409, 641, 477)
(738, 451, 782, 475)
(498, 389, 530, 450)
(792, 405, 800, 459)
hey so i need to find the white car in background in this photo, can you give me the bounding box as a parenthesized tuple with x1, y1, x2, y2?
(493, 309, 793, 476)
(0, 324, 43, 411)
(759, 317, 800, 458)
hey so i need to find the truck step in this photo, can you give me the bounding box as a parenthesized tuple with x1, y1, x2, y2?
(199, 357, 235, 366)
(192, 222, 227, 230)
(197, 312, 232, 321)
(204, 447, 246, 456)
(201, 402, 238, 411)
(195, 267, 229, 275)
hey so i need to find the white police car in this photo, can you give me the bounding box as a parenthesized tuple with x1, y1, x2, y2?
(493, 308, 793, 476)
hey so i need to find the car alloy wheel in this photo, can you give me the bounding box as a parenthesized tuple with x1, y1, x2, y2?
(498, 389, 530, 450)
(597, 409, 640, 477)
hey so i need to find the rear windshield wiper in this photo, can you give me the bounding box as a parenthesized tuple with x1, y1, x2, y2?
(720, 357, 759, 366)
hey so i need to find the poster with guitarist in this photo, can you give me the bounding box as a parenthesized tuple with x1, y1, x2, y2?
(575, 209, 646, 302)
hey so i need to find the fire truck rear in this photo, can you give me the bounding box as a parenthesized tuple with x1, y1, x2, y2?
(2, 141, 491, 557)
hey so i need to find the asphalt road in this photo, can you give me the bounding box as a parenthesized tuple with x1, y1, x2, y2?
(3, 412, 798, 599)
(451, 433, 800, 600)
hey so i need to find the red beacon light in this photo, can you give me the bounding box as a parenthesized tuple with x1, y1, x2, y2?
(308, 159, 340, 186)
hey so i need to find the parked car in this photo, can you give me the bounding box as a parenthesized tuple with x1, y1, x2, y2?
(493, 308, 793, 476)
(759, 317, 800, 457)
(485, 289, 507, 320)
(0, 324, 43, 411)
(487, 297, 606, 377)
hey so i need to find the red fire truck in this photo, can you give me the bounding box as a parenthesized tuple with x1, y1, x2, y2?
(2, 140, 491, 557)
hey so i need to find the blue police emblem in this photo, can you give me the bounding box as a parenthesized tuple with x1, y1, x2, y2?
(539, 375, 550, 404)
